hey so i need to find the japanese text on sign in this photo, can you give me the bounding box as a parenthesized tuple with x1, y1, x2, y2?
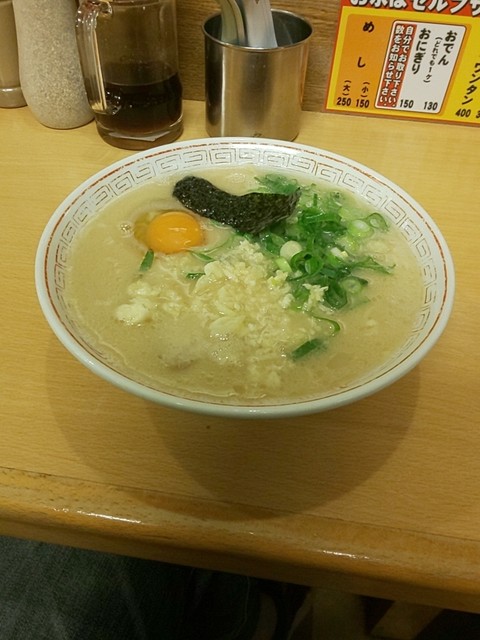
(377, 22, 465, 112)
(348, 0, 480, 16)
(326, 0, 480, 125)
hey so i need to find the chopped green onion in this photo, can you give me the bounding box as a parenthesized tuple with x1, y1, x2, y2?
(309, 315, 341, 335)
(338, 235, 359, 253)
(347, 219, 374, 238)
(324, 282, 348, 309)
(289, 285, 310, 309)
(254, 231, 285, 255)
(275, 257, 292, 273)
(139, 249, 154, 272)
(189, 251, 214, 262)
(304, 255, 321, 275)
(353, 256, 393, 273)
(190, 235, 239, 262)
(367, 212, 389, 231)
(251, 174, 394, 319)
(290, 250, 312, 272)
(338, 205, 358, 221)
(279, 240, 302, 261)
(185, 272, 204, 280)
(290, 338, 325, 361)
(340, 276, 368, 294)
(329, 246, 348, 261)
(255, 173, 300, 195)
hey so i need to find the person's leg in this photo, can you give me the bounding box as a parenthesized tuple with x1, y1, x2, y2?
(0, 536, 192, 640)
(0, 536, 263, 640)
(180, 569, 261, 640)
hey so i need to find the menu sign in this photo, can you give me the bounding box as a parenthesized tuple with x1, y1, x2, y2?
(326, 0, 480, 125)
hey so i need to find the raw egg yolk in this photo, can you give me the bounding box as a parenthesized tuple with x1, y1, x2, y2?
(145, 211, 204, 254)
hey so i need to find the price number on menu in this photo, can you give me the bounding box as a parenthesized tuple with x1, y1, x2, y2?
(398, 99, 439, 113)
(453, 109, 480, 120)
(336, 97, 370, 108)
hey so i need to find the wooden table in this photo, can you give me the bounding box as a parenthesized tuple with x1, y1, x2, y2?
(1, 101, 479, 618)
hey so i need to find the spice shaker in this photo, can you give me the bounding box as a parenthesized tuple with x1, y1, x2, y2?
(0, 0, 25, 108)
(12, 0, 93, 128)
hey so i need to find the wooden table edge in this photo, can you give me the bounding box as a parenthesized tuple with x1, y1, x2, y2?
(1, 465, 479, 612)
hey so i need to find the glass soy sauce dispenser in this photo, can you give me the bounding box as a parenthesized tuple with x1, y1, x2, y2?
(76, 0, 183, 149)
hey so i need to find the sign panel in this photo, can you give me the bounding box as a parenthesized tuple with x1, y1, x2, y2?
(326, 1, 480, 125)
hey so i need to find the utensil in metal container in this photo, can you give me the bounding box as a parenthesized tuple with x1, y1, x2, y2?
(215, 0, 246, 45)
(237, 0, 277, 48)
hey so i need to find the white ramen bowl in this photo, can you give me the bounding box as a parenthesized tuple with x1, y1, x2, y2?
(35, 138, 454, 419)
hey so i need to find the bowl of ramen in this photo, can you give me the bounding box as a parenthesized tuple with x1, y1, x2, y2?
(35, 138, 454, 418)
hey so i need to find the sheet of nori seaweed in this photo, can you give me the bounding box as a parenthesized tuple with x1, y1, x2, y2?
(172, 176, 300, 234)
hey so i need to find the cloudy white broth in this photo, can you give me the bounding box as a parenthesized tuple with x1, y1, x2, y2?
(64, 166, 423, 405)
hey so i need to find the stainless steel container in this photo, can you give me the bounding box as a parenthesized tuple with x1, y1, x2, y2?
(203, 10, 312, 140)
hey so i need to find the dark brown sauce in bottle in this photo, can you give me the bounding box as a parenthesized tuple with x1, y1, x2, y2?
(96, 62, 183, 145)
